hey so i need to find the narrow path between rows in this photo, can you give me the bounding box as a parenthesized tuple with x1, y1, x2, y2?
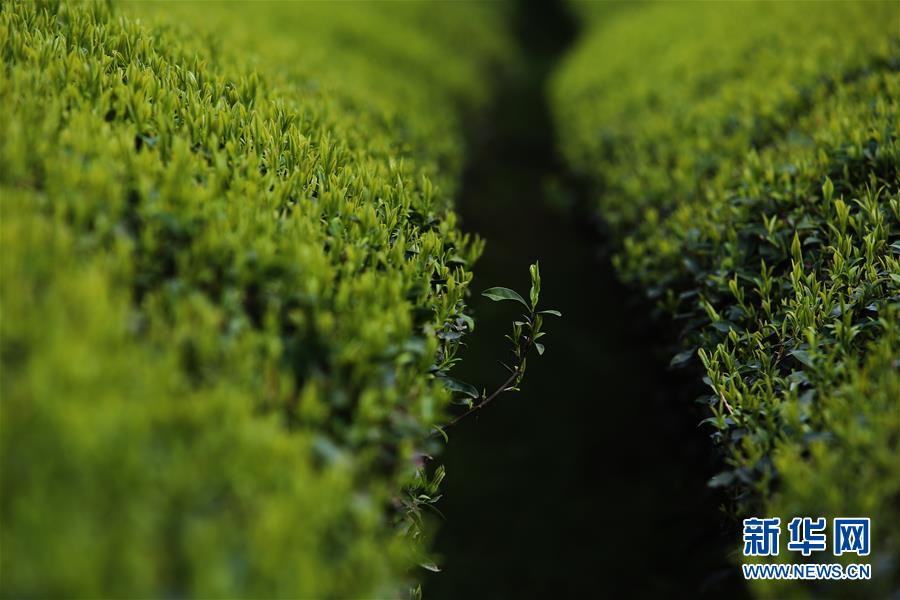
(426, 3, 747, 597)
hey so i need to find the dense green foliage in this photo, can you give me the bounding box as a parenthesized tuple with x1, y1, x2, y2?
(553, 1, 899, 595)
(0, 1, 512, 596)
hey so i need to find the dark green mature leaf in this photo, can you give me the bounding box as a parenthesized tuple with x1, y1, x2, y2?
(438, 376, 480, 399)
(708, 471, 735, 488)
(419, 561, 441, 573)
(790, 349, 814, 368)
(669, 349, 694, 368)
(482, 286, 529, 308)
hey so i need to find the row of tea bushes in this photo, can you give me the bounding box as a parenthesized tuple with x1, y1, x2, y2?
(0, 1, 512, 596)
(552, 2, 899, 595)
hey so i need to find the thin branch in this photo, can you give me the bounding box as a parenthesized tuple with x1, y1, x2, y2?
(436, 267, 552, 435)
(441, 330, 534, 431)
(444, 368, 521, 428)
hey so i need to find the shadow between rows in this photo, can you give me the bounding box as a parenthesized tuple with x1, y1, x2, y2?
(425, 2, 747, 597)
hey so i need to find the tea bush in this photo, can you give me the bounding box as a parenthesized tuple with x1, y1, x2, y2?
(0, 1, 513, 596)
(553, 2, 899, 594)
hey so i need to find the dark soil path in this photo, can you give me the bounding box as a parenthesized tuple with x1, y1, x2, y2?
(425, 3, 747, 598)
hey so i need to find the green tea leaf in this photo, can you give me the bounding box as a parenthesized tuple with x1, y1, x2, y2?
(438, 376, 480, 399)
(790, 349, 814, 368)
(482, 286, 529, 308)
(669, 349, 694, 368)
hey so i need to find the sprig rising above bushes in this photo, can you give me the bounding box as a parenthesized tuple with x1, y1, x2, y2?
(438, 262, 562, 433)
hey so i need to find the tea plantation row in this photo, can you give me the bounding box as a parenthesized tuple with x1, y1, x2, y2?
(0, 1, 513, 596)
(553, 2, 899, 595)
